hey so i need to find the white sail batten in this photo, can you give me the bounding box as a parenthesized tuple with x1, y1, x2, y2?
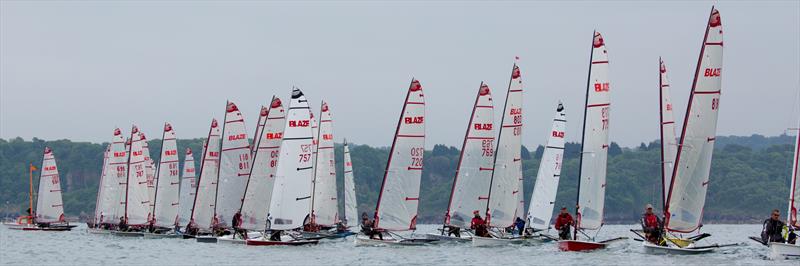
(268, 89, 315, 231)
(665, 8, 723, 233)
(487, 63, 523, 228)
(240, 97, 286, 231)
(189, 119, 222, 231)
(312, 101, 339, 226)
(153, 123, 180, 227)
(126, 127, 152, 225)
(445, 83, 495, 229)
(659, 59, 679, 209)
(343, 140, 358, 227)
(527, 103, 566, 231)
(214, 101, 252, 228)
(178, 148, 196, 227)
(375, 79, 425, 231)
(577, 32, 611, 230)
(36, 147, 65, 223)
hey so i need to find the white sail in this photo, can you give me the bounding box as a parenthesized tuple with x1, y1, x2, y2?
(214, 101, 252, 228)
(445, 83, 495, 229)
(577, 32, 612, 230)
(527, 103, 566, 230)
(515, 174, 524, 221)
(312, 101, 339, 226)
(252, 106, 269, 155)
(109, 129, 128, 222)
(35, 147, 65, 223)
(189, 119, 222, 230)
(268, 88, 315, 231)
(240, 97, 285, 231)
(487, 63, 523, 228)
(788, 117, 800, 228)
(153, 123, 180, 227)
(375, 79, 425, 231)
(143, 135, 156, 211)
(659, 58, 679, 208)
(343, 140, 358, 227)
(308, 109, 319, 216)
(665, 8, 723, 233)
(178, 148, 196, 227)
(94, 144, 111, 224)
(126, 127, 152, 225)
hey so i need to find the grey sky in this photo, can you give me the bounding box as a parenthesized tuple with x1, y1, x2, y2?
(2, 0, 799, 149)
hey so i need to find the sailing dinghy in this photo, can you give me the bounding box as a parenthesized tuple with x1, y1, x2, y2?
(557, 31, 626, 251)
(146, 123, 181, 237)
(428, 83, 494, 243)
(343, 139, 359, 233)
(246, 88, 318, 246)
(6, 147, 74, 231)
(89, 128, 128, 233)
(236, 97, 286, 242)
(186, 119, 222, 238)
(213, 101, 253, 243)
(177, 148, 196, 233)
(472, 62, 526, 247)
(89, 144, 111, 230)
(764, 116, 800, 259)
(355, 79, 434, 246)
(111, 126, 153, 237)
(524, 102, 566, 243)
(640, 7, 728, 255)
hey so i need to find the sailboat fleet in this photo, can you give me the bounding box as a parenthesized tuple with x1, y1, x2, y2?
(7, 5, 800, 259)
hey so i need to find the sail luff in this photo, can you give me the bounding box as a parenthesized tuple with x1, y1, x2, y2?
(445, 83, 495, 229)
(374, 79, 425, 231)
(527, 103, 566, 231)
(665, 7, 723, 233)
(789, 118, 800, 227)
(659, 58, 679, 210)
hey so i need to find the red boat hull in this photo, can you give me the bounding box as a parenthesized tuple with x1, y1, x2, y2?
(558, 240, 607, 251)
(245, 239, 319, 246)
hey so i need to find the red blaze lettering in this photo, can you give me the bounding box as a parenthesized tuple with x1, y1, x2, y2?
(703, 68, 721, 77)
(209, 151, 219, 157)
(45, 166, 57, 171)
(552, 131, 565, 138)
(594, 82, 610, 92)
(510, 108, 522, 115)
(473, 123, 493, 130)
(322, 134, 333, 140)
(265, 132, 283, 139)
(228, 134, 246, 141)
(133, 151, 143, 156)
(404, 116, 424, 124)
(165, 150, 177, 156)
(289, 120, 310, 127)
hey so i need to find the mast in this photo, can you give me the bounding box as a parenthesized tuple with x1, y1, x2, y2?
(664, 7, 723, 233)
(151, 123, 169, 222)
(309, 101, 322, 225)
(789, 118, 800, 227)
(29, 162, 34, 223)
(574, 32, 595, 240)
(658, 57, 667, 210)
(658, 58, 678, 210)
(124, 126, 136, 222)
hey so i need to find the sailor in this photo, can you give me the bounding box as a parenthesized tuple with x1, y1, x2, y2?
(118, 216, 128, 232)
(761, 209, 786, 244)
(640, 204, 663, 244)
(470, 210, 489, 237)
(554, 207, 574, 240)
(360, 212, 383, 240)
(232, 211, 244, 239)
(514, 217, 526, 236)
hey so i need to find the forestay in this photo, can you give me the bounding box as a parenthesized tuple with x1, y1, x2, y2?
(240, 97, 285, 231)
(577, 32, 611, 230)
(665, 8, 723, 233)
(153, 123, 180, 227)
(312, 101, 339, 226)
(36, 147, 65, 223)
(178, 148, 196, 227)
(214, 102, 252, 228)
(527, 103, 566, 230)
(268, 89, 314, 231)
(375, 79, 425, 231)
(109, 129, 128, 222)
(343, 140, 358, 227)
(445, 83, 495, 229)
(189, 119, 222, 231)
(126, 127, 152, 226)
(487, 63, 523, 228)
(659, 59, 679, 209)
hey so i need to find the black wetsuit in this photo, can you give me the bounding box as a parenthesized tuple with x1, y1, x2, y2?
(762, 218, 785, 243)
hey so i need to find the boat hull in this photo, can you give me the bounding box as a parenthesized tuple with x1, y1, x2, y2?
(87, 228, 112, 234)
(142, 232, 180, 239)
(245, 239, 319, 246)
(471, 236, 525, 247)
(424, 233, 471, 243)
(557, 240, 607, 251)
(195, 236, 218, 243)
(643, 241, 714, 255)
(354, 235, 432, 246)
(769, 242, 800, 260)
(111, 231, 144, 237)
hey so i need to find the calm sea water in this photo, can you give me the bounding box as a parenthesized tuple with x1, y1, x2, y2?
(0, 224, 794, 265)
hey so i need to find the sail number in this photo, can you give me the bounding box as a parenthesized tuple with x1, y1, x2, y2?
(238, 153, 251, 170)
(410, 147, 424, 167)
(711, 98, 720, 110)
(51, 175, 59, 185)
(270, 150, 280, 168)
(299, 144, 312, 163)
(482, 140, 494, 157)
(601, 107, 610, 130)
(510, 108, 522, 136)
(168, 162, 179, 176)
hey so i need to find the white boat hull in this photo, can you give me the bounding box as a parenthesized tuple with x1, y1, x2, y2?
(354, 235, 428, 246)
(142, 232, 179, 239)
(769, 242, 800, 260)
(642, 241, 714, 255)
(217, 235, 247, 244)
(87, 228, 112, 234)
(472, 236, 525, 247)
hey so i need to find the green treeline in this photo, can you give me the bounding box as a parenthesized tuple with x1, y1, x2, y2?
(0, 134, 794, 224)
